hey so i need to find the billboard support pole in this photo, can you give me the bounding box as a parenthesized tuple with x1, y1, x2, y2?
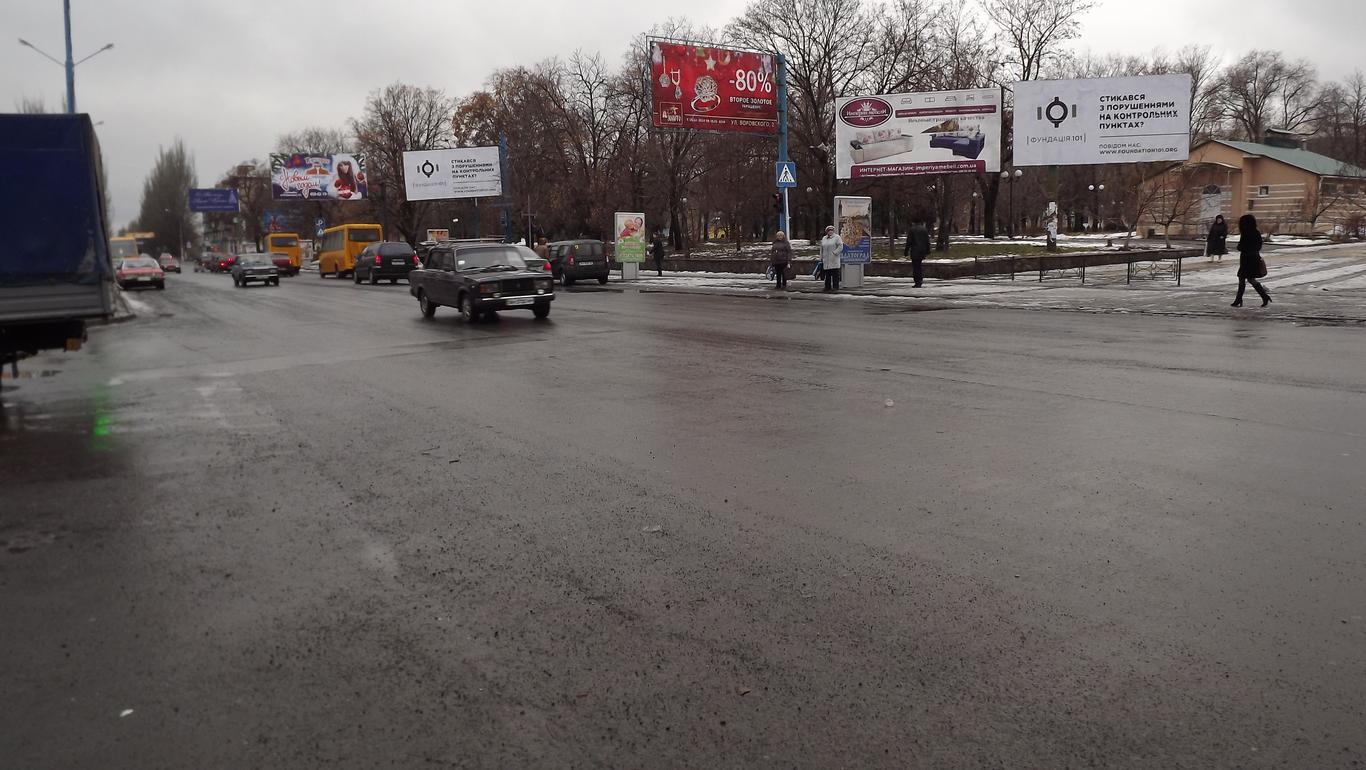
(1047, 164, 1060, 252)
(500, 133, 513, 243)
(777, 54, 790, 235)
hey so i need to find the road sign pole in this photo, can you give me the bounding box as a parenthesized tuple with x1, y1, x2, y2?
(499, 133, 513, 242)
(777, 54, 789, 234)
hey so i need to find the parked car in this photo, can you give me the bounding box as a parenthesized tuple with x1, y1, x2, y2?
(353, 241, 419, 285)
(115, 256, 165, 290)
(231, 254, 280, 287)
(158, 253, 181, 273)
(266, 251, 298, 277)
(547, 239, 609, 286)
(409, 243, 553, 322)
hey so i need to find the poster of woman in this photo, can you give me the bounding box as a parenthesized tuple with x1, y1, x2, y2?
(614, 212, 647, 263)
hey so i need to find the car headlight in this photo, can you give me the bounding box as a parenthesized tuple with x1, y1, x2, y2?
(537, 280, 552, 291)
(479, 283, 498, 294)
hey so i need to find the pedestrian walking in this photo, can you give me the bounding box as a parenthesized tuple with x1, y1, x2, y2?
(533, 236, 550, 265)
(650, 230, 665, 276)
(769, 231, 792, 289)
(819, 225, 843, 292)
(904, 217, 931, 288)
(1232, 214, 1271, 308)
(1206, 215, 1228, 262)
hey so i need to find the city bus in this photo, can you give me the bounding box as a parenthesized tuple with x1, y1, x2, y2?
(265, 232, 302, 274)
(317, 224, 382, 278)
(110, 235, 139, 260)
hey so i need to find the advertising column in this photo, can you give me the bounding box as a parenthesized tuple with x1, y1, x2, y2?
(614, 212, 646, 280)
(834, 196, 872, 289)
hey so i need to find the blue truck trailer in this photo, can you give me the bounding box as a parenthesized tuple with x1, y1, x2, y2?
(0, 113, 114, 368)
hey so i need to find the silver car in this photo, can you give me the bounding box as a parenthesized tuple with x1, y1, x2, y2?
(231, 253, 280, 287)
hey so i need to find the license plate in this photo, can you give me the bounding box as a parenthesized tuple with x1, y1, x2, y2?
(579, 261, 595, 266)
(390, 260, 407, 265)
(135, 276, 151, 281)
(505, 297, 534, 306)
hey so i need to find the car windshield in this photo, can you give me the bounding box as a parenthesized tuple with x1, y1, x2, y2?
(455, 247, 527, 270)
(379, 243, 415, 257)
(239, 256, 272, 266)
(271, 236, 299, 247)
(350, 228, 382, 243)
(121, 258, 159, 269)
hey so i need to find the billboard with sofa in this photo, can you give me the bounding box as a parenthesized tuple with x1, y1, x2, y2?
(835, 88, 1000, 179)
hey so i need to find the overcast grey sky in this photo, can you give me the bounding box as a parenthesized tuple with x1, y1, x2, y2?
(2, 0, 1358, 231)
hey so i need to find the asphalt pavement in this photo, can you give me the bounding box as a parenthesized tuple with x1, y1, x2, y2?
(2, 269, 1364, 768)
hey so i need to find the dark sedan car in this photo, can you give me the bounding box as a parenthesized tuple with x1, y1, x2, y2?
(547, 239, 609, 286)
(354, 241, 419, 285)
(409, 243, 554, 322)
(231, 254, 280, 287)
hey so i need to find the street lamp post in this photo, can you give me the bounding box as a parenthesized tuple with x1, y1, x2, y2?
(1088, 183, 1106, 232)
(681, 196, 690, 257)
(970, 191, 979, 236)
(17, 1, 114, 113)
(1000, 169, 1023, 238)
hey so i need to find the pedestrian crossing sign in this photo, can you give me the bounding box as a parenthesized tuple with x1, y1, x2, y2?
(775, 161, 797, 188)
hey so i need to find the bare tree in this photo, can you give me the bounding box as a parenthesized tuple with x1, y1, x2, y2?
(979, 0, 1095, 82)
(1218, 50, 1318, 140)
(352, 83, 455, 245)
(134, 139, 198, 257)
(1149, 165, 1200, 248)
(1173, 45, 1225, 143)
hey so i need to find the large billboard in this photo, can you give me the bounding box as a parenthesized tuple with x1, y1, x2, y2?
(402, 147, 502, 201)
(1013, 74, 1192, 166)
(649, 40, 778, 134)
(270, 154, 368, 200)
(614, 212, 646, 263)
(836, 88, 1001, 179)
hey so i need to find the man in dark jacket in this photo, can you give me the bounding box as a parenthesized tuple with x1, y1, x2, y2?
(650, 230, 665, 276)
(904, 218, 931, 287)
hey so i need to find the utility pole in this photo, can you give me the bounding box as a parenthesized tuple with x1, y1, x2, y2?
(63, 0, 75, 112)
(776, 54, 790, 235)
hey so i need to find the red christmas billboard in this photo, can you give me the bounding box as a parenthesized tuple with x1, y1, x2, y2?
(649, 41, 778, 134)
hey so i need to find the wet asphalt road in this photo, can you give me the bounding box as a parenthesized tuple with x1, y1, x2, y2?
(2, 269, 1364, 768)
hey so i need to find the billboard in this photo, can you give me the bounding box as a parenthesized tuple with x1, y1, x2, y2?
(1013, 74, 1192, 166)
(836, 88, 1000, 179)
(834, 196, 872, 265)
(614, 213, 646, 263)
(188, 188, 240, 212)
(650, 40, 778, 134)
(270, 154, 368, 200)
(403, 147, 502, 201)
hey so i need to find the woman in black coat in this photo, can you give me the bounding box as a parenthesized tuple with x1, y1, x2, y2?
(1233, 214, 1271, 307)
(1206, 214, 1228, 261)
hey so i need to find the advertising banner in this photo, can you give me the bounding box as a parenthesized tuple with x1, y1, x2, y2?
(403, 147, 502, 201)
(614, 213, 647, 263)
(426, 228, 450, 242)
(834, 196, 872, 265)
(270, 154, 368, 201)
(835, 88, 1000, 180)
(188, 188, 240, 212)
(1013, 74, 1192, 166)
(649, 40, 778, 134)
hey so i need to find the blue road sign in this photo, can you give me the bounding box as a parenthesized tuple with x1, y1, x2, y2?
(775, 161, 797, 189)
(314, 217, 326, 237)
(187, 188, 240, 213)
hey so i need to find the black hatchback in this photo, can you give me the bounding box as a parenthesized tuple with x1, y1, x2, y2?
(547, 240, 609, 286)
(354, 241, 419, 285)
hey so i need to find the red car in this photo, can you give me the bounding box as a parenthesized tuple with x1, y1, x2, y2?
(115, 256, 165, 290)
(209, 253, 236, 273)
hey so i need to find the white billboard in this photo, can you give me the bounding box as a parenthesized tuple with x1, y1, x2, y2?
(402, 147, 502, 201)
(1013, 74, 1192, 167)
(835, 88, 1000, 179)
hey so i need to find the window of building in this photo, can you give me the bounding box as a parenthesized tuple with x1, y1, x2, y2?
(1247, 199, 1256, 210)
(1323, 183, 1339, 195)
(1257, 186, 1270, 197)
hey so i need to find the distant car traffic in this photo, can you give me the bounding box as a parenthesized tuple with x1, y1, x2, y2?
(208, 253, 236, 273)
(231, 254, 280, 287)
(268, 252, 297, 276)
(547, 239, 609, 286)
(158, 253, 181, 273)
(115, 256, 165, 290)
(353, 241, 419, 284)
(409, 243, 553, 322)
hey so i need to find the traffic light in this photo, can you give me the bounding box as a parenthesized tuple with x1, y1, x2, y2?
(772, 192, 782, 213)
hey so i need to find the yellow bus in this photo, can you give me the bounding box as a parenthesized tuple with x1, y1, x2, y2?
(317, 224, 382, 278)
(110, 235, 139, 260)
(265, 232, 303, 275)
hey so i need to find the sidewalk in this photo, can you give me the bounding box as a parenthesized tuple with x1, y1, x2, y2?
(627, 243, 1366, 326)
